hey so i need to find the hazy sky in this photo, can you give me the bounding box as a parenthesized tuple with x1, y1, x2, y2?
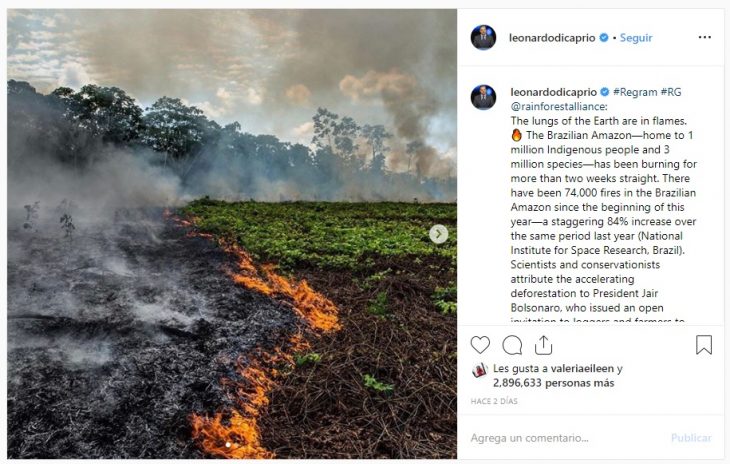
(8, 9, 456, 171)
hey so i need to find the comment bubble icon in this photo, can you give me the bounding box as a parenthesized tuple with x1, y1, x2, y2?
(502, 335, 523, 355)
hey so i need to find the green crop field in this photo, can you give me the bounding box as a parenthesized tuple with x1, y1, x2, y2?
(183, 198, 457, 271)
(180, 198, 457, 457)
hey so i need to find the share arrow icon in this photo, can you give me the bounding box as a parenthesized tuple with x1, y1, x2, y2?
(535, 335, 553, 355)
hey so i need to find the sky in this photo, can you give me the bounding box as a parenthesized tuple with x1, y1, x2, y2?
(7, 9, 456, 175)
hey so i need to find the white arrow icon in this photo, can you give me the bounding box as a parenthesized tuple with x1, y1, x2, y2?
(429, 224, 448, 244)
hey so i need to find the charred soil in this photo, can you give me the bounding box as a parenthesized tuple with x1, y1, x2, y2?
(7, 211, 296, 458)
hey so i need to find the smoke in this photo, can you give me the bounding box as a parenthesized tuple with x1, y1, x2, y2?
(7, 196, 298, 458)
(6, 12, 458, 448)
(285, 84, 311, 105)
(8, 77, 455, 212)
(263, 10, 456, 178)
(8, 13, 458, 206)
(339, 69, 450, 178)
(68, 10, 263, 103)
(260, 10, 454, 95)
(9, 144, 184, 223)
(9, 334, 113, 367)
(9, 10, 456, 180)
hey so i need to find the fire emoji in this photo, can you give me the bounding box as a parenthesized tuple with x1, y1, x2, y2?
(512, 128, 522, 142)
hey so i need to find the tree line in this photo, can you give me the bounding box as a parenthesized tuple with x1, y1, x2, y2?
(8, 80, 455, 201)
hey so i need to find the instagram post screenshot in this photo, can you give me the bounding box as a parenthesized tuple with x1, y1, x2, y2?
(1, 1, 727, 463)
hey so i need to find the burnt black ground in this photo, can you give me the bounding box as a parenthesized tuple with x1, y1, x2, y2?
(7, 209, 296, 458)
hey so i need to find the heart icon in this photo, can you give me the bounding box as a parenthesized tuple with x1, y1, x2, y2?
(470, 336, 490, 354)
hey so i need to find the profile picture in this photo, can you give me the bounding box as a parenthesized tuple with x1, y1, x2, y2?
(471, 24, 496, 50)
(471, 85, 496, 110)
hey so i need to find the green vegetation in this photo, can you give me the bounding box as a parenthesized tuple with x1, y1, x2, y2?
(182, 199, 456, 271)
(361, 269, 392, 289)
(362, 374, 394, 394)
(367, 291, 390, 317)
(294, 352, 322, 367)
(195, 199, 459, 456)
(432, 285, 457, 315)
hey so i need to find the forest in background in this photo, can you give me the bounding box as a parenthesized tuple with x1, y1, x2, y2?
(8, 80, 456, 204)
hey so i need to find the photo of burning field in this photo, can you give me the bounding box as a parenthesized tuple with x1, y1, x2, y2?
(6, 9, 457, 459)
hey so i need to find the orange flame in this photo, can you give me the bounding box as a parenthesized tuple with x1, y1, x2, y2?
(219, 241, 340, 332)
(512, 128, 522, 142)
(259, 264, 340, 332)
(228, 271, 274, 296)
(173, 213, 340, 458)
(191, 410, 272, 459)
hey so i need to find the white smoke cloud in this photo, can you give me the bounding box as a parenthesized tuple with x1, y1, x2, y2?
(339, 69, 418, 103)
(285, 84, 311, 105)
(7, 10, 456, 154)
(59, 61, 92, 89)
